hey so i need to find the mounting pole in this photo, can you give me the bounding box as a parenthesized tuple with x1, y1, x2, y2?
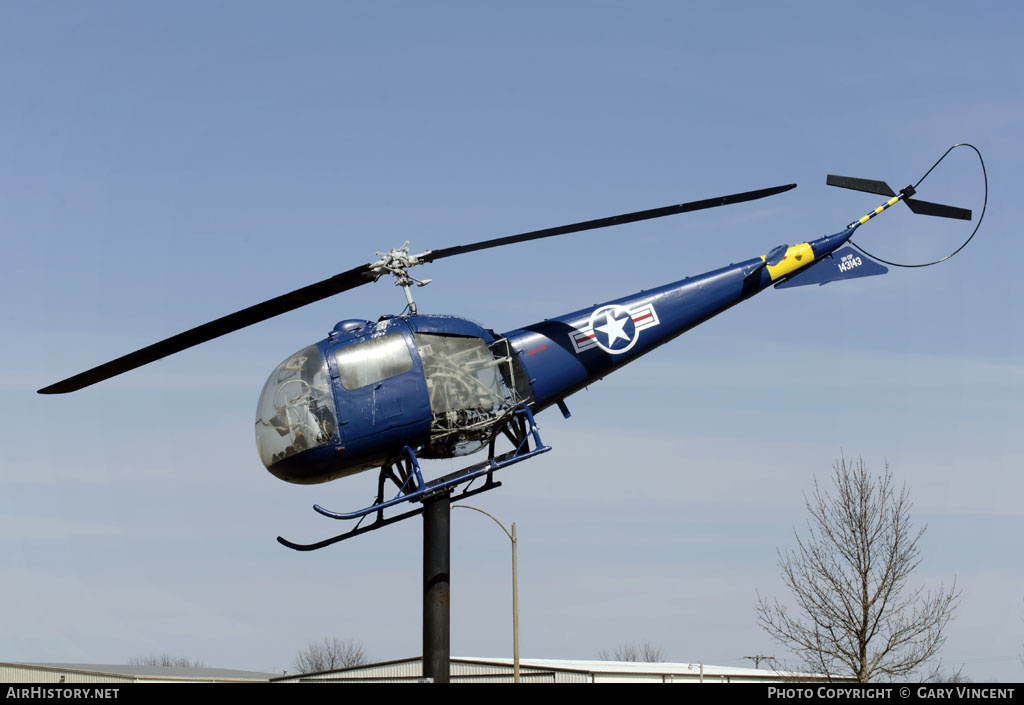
(423, 490, 451, 683)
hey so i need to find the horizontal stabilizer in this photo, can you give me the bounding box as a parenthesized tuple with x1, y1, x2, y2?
(775, 247, 887, 289)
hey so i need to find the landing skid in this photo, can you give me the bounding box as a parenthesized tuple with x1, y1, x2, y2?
(277, 405, 550, 551)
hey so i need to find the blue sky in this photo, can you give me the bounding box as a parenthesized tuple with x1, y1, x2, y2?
(2, 1, 1021, 680)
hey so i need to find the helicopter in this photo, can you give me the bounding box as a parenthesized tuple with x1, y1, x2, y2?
(38, 146, 982, 548)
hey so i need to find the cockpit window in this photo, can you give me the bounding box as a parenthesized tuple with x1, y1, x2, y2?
(255, 345, 337, 468)
(335, 333, 414, 390)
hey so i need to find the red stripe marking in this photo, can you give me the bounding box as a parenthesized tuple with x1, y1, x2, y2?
(527, 345, 547, 355)
(633, 313, 652, 323)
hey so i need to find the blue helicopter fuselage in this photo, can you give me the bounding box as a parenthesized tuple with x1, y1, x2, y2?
(257, 227, 862, 485)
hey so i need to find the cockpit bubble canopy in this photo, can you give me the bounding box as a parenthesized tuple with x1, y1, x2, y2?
(255, 344, 337, 469)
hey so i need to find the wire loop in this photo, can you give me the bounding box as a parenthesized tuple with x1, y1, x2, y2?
(850, 143, 987, 268)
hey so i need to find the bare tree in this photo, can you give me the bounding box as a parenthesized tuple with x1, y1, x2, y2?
(923, 663, 971, 683)
(598, 640, 666, 662)
(756, 457, 959, 682)
(128, 654, 205, 668)
(292, 637, 369, 673)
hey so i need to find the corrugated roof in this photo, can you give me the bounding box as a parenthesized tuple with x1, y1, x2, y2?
(272, 656, 824, 682)
(469, 657, 775, 677)
(12, 662, 279, 681)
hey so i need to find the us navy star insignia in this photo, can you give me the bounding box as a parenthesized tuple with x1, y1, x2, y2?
(569, 303, 660, 355)
(595, 309, 631, 346)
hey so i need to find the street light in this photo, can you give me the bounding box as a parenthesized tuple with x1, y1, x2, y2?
(454, 505, 520, 683)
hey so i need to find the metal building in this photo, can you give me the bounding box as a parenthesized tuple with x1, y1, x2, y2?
(0, 662, 279, 684)
(272, 657, 824, 683)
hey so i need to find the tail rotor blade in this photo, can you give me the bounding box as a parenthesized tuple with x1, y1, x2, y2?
(829, 173, 972, 224)
(904, 197, 972, 221)
(826, 175, 896, 197)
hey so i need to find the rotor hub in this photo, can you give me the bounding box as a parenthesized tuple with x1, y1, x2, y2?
(369, 242, 433, 314)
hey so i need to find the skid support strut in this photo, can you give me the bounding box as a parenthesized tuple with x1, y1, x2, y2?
(277, 404, 550, 550)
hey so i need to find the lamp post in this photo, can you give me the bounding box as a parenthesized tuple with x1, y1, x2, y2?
(455, 505, 519, 683)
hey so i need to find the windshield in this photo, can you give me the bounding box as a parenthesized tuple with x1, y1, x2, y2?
(255, 344, 337, 469)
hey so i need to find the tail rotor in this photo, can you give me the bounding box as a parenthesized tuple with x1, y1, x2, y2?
(826, 143, 986, 267)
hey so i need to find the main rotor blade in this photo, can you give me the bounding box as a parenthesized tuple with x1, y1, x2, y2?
(38, 263, 375, 394)
(422, 184, 797, 262)
(40, 184, 796, 394)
